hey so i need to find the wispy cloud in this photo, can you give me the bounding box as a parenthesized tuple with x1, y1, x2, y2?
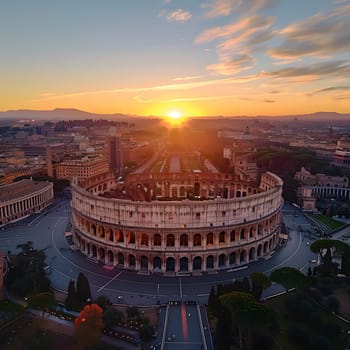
(268, 3, 350, 59)
(172, 75, 202, 81)
(264, 99, 275, 103)
(161, 9, 192, 22)
(315, 86, 350, 93)
(262, 61, 350, 80)
(201, 0, 276, 18)
(196, 15, 275, 76)
(207, 54, 254, 75)
(34, 75, 260, 102)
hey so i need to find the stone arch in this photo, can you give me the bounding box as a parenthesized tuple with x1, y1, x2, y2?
(263, 241, 268, 253)
(240, 228, 245, 240)
(218, 254, 226, 267)
(87, 243, 91, 255)
(229, 252, 236, 265)
(92, 244, 97, 258)
(153, 257, 162, 271)
(269, 238, 273, 250)
(128, 232, 135, 244)
(249, 227, 254, 238)
(166, 257, 175, 271)
(141, 233, 149, 246)
(140, 256, 148, 270)
(180, 234, 188, 247)
(240, 250, 246, 263)
(230, 230, 236, 242)
(98, 247, 105, 261)
(258, 224, 263, 235)
(128, 254, 136, 268)
(207, 232, 214, 245)
(236, 191, 241, 197)
(107, 250, 114, 264)
(193, 256, 202, 271)
(117, 230, 124, 243)
(219, 231, 226, 243)
(108, 229, 114, 242)
(257, 244, 262, 257)
(103, 183, 107, 191)
(249, 247, 255, 261)
(206, 255, 214, 269)
(180, 257, 189, 271)
(193, 234, 202, 247)
(154, 234, 162, 246)
(118, 252, 124, 266)
(167, 234, 175, 247)
(91, 224, 96, 236)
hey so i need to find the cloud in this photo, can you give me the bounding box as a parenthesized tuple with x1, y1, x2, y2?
(172, 75, 202, 81)
(196, 15, 275, 76)
(207, 54, 254, 75)
(195, 15, 275, 44)
(201, 0, 276, 18)
(262, 61, 350, 80)
(315, 86, 350, 93)
(162, 9, 192, 22)
(35, 75, 260, 102)
(264, 99, 275, 103)
(268, 3, 350, 59)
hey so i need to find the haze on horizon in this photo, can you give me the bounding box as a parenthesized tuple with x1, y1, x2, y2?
(1, 0, 350, 117)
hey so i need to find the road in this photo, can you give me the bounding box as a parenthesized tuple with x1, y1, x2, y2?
(0, 199, 318, 306)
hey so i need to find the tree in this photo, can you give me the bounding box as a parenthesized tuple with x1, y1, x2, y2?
(326, 295, 340, 312)
(6, 241, 50, 297)
(95, 295, 110, 312)
(126, 306, 139, 319)
(287, 324, 309, 347)
(250, 272, 271, 300)
(341, 251, 350, 275)
(66, 279, 80, 311)
(103, 307, 123, 330)
(74, 303, 103, 349)
(139, 324, 153, 342)
(220, 292, 274, 350)
(27, 292, 55, 318)
(309, 336, 332, 350)
(76, 273, 91, 304)
(270, 267, 310, 289)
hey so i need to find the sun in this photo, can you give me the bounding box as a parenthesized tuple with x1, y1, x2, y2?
(164, 110, 186, 126)
(168, 110, 182, 120)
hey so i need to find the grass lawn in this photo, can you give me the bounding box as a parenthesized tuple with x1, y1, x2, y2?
(265, 292, 350, 350)
(312, 214, 345, 230)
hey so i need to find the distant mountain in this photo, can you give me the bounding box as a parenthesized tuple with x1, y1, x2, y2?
(0, 108, 349, 122)
(0, 108, 137, 121)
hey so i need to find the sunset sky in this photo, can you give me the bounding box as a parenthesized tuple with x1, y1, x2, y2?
(1, 0, 350, 117)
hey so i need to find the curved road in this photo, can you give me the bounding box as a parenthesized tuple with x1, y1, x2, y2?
(0, 199, 318, 305)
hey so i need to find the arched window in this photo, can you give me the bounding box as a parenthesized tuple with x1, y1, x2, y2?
(193, 234, 202, 247)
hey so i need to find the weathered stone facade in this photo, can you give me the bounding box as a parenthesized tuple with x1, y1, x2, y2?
(71, 171, 283, 274)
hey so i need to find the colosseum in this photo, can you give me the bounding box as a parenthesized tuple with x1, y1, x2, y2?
(71, 151, 283, 275)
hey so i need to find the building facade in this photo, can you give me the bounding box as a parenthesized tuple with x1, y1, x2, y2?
(71, 169, 283, 274)
(0, 179, 54, 226)
(56, 155, 108, 182)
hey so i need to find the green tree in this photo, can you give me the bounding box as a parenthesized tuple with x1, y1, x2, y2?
(126, 306, 139, 319)
(220, 292, 274, 350)
(6, 241, 50, 297)
(76, 272, 91, 304)
(270, 267, 310, 289)
(341, 251, 350, 275)
(139, 324, 153, 342)
(250, 273, 271, 300)
(27, 292, 55, 317)
(103, 307, 124, 330)
(65, 279, 81, 311)
(95, 295, 110, 312)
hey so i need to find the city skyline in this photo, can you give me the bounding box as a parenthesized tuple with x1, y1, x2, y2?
(1, 0, 350, 117)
